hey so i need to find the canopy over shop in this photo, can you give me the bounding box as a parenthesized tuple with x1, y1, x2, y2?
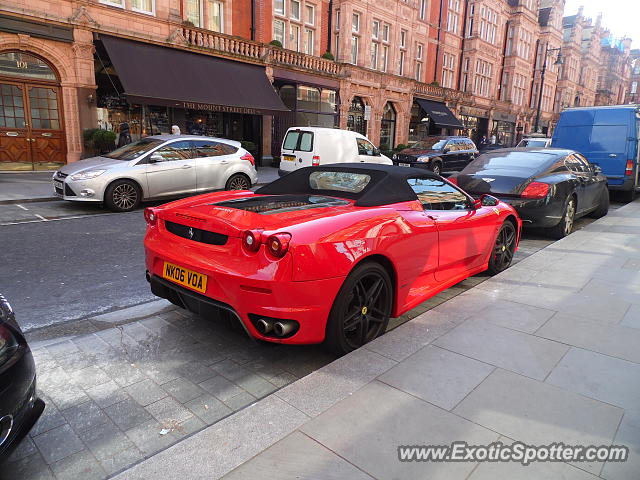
(94, 35, 289, 161)
(409, 98, 463, 142)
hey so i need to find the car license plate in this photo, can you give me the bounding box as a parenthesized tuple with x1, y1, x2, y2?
(53, 180, 63, 189)
(282, 155, 296, 162)
(399, 163, 410, 167)
(163, 262, 208, 294)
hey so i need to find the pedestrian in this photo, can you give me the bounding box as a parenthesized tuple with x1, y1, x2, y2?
(117, 122, 132, 148)
(480, 135, 488, 145)
(490, 133, 497, 144)
(171, 125, 181, 135)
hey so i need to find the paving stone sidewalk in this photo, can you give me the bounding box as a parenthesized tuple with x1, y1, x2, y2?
(112, 201, 640, 480)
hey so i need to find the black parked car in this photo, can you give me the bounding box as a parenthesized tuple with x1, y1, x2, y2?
(392, 136, 479, 175)
(0, 294, 44, 463)
(449, 148, 609, 238)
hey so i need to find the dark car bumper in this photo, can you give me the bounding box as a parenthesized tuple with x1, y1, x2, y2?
(494, 197, 564, 228)
(0, 345, 45, 463)
(392, 160, 430, 169)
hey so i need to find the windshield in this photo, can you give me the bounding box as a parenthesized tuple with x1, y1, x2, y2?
(409, 139, 447, 150)
(518, 139, 548, 148)
(104, 139, 164, 160)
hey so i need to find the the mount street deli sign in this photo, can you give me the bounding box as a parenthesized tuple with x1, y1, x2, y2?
(182, 102, 260, 115)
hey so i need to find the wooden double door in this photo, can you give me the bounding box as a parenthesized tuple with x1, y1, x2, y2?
(0, 80, 65, 170)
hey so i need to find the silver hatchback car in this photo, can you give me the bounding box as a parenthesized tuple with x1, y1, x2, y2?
(52, 135, 258, 212)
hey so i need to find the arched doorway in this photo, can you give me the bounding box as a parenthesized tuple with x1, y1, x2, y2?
(379, 102, 396, 150)
(347, 96, 367, 135)
(0, 51, 66, 170)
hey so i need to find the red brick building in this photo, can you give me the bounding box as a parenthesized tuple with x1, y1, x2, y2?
(0, 0, 631, 171)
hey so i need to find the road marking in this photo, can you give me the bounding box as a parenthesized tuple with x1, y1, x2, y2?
(34, 214, 48, 221)
(0, 211, 134, 226)
(15, 204, 28, 210)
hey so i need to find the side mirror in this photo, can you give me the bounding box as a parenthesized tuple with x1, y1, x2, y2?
(149, 153, 165, 163)
(473, 194, 499, 208)
(373, 147, 380, 156)
(443, 147, 450, 154)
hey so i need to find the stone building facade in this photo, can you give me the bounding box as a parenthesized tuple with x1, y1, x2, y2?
(0, 0, 632, 171)
(626, 49, 640, 104)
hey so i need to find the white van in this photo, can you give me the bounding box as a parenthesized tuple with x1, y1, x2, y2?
(278, 127, 393, 176)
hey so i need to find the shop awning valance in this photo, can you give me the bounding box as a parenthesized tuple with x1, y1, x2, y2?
(99, 35, 289, 114)
(415, 98, 464, 129)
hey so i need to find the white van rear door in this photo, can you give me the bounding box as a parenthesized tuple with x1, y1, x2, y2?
(281, 130, 314, 169)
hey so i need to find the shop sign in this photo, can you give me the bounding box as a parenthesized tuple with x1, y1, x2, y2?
(182, 102, 260, 115)
(460, 106, 488, 118)
(364, 105, 372, 121)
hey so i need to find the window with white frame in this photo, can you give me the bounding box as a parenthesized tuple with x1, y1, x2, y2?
(511, 73, 526, 105)
(351, 35, 359, 64)
(416, 61, 423, 81)
(274, 0, 285, 15)
(517, 28, 532, 60)
(352, 13, 360, 32)
(334, 34, 340, 58)
(372, 20, 380, 40)
(207, 0, 223, 32)
(473, 59, 492, 97)
(501, 71, 510, 101)
(381, 45, 388, 72)
(399, 50, 405, 76)
(185, 0, 202, 27)
(400, 29, 407, 48)
(416, 43, 423, 61)
(305, 4, 314, 24)
(382, 23, 390, 42)
(335, 10, 340, 30)
(506, 25, 514, 55)
(274, 19, 286, 46)
(466, 4, 474, 37)
(100, 0, 124, 8)
(419, 0, 427, 20)
(415, 43, 424, 81)
(305, 28, 314, 55)
(542, 84, 553, 112)
(371, 42, 379, 69)
(132, 0, 154, 14)
(442, 52, 456, 88)
(290, 23, 300, 50)
(462, 57, 469, 91)
(290, 0, 300, 20)
(447, 0, 460, 34)
(478, 6, 498, 44)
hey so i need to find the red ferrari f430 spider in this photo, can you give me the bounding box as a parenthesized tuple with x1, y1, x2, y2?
(144, 164, 521, 354)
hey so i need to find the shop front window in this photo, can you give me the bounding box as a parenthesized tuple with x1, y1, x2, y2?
(380, 102, 396, 150)
(347, 96, 366, 135)
(408, 101, 428, 143)
(297, 85, 320, 111)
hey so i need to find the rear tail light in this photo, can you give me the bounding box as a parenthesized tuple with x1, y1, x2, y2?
(266, 233, 291, 258)
(521, 182, 550, 199)
(242, 229, 262, 252)
(144, 208, 157, 226)
(448, 176, 458, 185)
(626, 160, 634, 176)
(241, 152, 255, 166)
(312, 155, 320, 166)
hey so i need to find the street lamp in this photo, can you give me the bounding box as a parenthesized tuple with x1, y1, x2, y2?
(534, 45, 563, 134)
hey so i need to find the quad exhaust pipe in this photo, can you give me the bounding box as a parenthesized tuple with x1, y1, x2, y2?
(254, 318, 297, 337)
(256, 318, 273, 334)
(273, 321, 295, 337)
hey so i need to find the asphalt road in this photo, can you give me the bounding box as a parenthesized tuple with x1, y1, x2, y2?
(0, 197, 623, 332)
(1, 208, 154, 331)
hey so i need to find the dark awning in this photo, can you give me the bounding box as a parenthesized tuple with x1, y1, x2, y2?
(99, 35, 289, 114)
(415, 98, 464, 129)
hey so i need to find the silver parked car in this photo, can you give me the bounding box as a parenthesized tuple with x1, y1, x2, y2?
(53, 135, 258, 212)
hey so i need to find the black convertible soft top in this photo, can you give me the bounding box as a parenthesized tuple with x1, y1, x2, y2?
(255, 164, 440, 207)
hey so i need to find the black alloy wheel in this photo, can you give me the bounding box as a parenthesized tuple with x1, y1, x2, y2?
(105, 180, 141, 212)
(431, 161, 442, 176)
(225, 173, 251, 190)
(325, 262, 392, 355)
(488, 221, 517, 275)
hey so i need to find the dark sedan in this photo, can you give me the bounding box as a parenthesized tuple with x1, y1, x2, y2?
(449, 148, 609, 238)
(392, 136, 478, 175)
(0, 295, 44, 463)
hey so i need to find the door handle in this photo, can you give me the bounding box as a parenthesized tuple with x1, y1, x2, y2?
(181, 165, 193, 169)
(220, 160, 229, 164)
(609, 154, 617, 157)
